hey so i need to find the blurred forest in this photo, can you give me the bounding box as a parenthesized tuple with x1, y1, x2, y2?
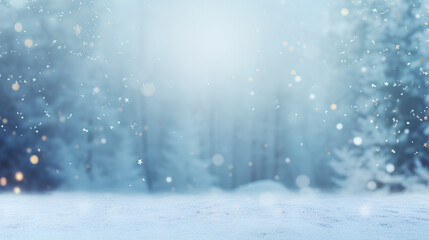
(1, 0, 429, 194)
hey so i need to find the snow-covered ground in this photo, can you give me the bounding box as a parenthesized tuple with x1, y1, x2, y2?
(1, 182, 428, 240)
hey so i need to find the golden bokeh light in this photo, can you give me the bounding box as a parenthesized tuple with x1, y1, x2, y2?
(0, 177, 7, 186)
(41, 135, 47, 141)
(330, 104, 338, 111)
(24, 39, 33, 48)
(30, 155, 39, 165)
(11, 82, 20, 91)
(15, 171, 24, 182)
(13, 186, 21, 194)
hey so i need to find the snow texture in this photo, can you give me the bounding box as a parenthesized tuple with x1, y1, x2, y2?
(1, 184, 428, 240)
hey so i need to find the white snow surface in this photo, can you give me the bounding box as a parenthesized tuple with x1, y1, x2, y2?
(1, 184, 429, 239)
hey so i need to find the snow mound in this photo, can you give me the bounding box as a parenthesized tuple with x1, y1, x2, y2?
(235, 180, 288, 194)
(2, 193, 429, 239)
